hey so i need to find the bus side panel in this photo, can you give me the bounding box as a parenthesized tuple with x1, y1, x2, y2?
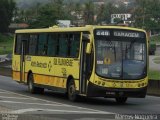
(25, 56, 80, 90)
(33, 74, 66, 88)
(12, 55, 21, 82)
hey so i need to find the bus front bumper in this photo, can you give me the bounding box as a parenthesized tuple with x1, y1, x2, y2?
(87, 82, 147, 98)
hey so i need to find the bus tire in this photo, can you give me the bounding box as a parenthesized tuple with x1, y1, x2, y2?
(115, 97, 127, 104)
(28, 73, 44, 94)
(67, 80, 77, 102)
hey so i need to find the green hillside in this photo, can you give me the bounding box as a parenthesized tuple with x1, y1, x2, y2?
(150, 35, 160, 44)
(0, 34, 14, 55)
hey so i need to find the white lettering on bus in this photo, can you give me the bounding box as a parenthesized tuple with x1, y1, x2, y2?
(114, 31, 140, 38)
(31, 61, 47, 68)
(53, 58, 73, 66)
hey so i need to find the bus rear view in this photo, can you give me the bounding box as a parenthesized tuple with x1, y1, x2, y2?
(87, 27, 148, 103)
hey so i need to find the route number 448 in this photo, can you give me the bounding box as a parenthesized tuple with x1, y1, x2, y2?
(96, 30, 110, 36)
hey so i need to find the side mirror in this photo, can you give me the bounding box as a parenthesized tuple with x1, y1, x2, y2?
(86, 43, 92, 54)
(82, 33, 92, 54)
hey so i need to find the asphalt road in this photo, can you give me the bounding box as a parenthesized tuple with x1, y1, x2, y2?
(0, 76, 160, 120)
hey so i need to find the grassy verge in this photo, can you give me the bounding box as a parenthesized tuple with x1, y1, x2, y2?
(0, 33, 14, 54)
(150, 35, 160, 44)
(149, 70, 160, 80)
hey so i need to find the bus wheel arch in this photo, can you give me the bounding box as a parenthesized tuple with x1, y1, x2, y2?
(66, 75, 74, 91)
(27, 70, 44, 94)
(27, 71, 35, 93)
(66, 75, 77, 101)
(27, 70, 33, 85)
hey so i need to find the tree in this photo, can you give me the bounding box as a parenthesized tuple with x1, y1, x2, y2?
(83, 1, 95, 25)
(134, 0, 160, 30)
(0, 0, 16, 33)
(70, 2, 84, 26)
(29, 0, 70, 28)
(96, 4, 106, 24)
(29, 4, 57, 28)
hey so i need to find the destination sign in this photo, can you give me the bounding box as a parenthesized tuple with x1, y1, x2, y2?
(114, 31, 141, 38)
(95, 29, 145, 38)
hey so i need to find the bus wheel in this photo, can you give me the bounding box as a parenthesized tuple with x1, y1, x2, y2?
(115, 97, 127, 104)
(28, 73, 44, 94)
(67, 80, 77, 101)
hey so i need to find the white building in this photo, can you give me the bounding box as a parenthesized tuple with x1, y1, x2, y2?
(57, 20, 71, 27)
(111, 14, 132, 24)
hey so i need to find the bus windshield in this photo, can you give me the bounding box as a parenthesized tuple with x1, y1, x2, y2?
(94, 29, 147, 80)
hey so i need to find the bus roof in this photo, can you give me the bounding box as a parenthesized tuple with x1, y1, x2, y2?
(15, 25, 146, 34)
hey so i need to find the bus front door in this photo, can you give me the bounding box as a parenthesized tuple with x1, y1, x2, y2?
(79, 33, 90, 94)
(20, 40, 27, 83)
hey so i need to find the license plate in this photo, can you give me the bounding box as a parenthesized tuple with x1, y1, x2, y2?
(106, 92, 115, 95)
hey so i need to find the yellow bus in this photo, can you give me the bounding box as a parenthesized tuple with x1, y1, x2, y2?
(12, 25, 148, 103)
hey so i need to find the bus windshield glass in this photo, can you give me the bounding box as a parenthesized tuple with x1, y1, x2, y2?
(94, 29, 147, 80)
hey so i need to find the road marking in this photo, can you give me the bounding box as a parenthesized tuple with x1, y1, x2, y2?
(0, 89, 62, 105)
(0, 101, 68, 107)
(0, 88, 112, 113)
(0, 100, 112, 115)
(0, 96, 37, 100)
(9, 108, 110, 114)
(0, 92, 12, 94)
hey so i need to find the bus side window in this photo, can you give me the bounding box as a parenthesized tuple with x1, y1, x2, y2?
(58, 34, 68, 57)
(15, 34, 29, 55)
(29, 35, 38, 55)
(70, 33, 80, 58)
(38, 34, 47, 56)
(15, 35, 22, 55)
(47, 33, 58, 56)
